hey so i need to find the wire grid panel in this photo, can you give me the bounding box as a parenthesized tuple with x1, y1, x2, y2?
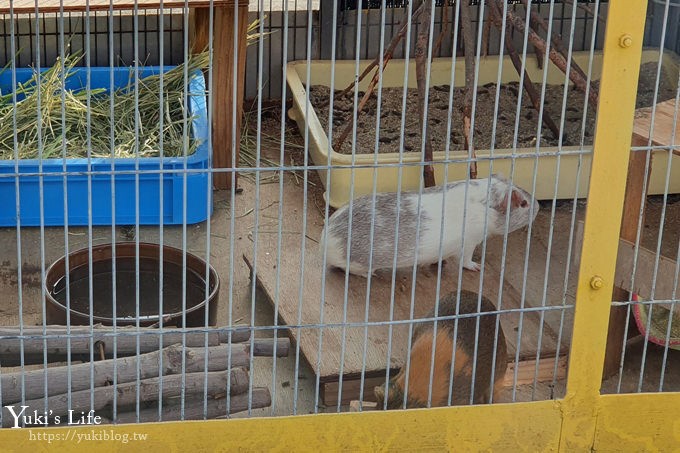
(604, 0, 680, 396)
(0, 0, 677, 435)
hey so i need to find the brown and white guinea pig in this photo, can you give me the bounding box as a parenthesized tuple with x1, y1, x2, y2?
(319, 174, 539, 277)
(374, 290, 508, 409)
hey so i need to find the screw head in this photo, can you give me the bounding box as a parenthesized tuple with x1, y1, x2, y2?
(619, 34, 633, 48)
(590, 276, 604, 290)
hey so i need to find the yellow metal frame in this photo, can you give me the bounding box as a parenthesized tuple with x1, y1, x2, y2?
(3, 1, 679, 451)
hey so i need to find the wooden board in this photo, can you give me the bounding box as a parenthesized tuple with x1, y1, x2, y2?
(3, 0, 248, 14)
(242, 176, 573, 394)
(633, 98, 680, 154)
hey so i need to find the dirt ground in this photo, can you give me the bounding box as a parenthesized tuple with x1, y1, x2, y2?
(309, 62, 677, 154)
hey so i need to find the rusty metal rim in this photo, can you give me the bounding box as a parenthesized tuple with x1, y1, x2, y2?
(44, 242, 219, 324)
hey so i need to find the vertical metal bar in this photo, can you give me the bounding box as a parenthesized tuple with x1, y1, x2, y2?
(55, 27, 70, 424)
(380, 0, 419, 411)
(157, 0, 166, 422)
(272, 0, 292, 417)
(314, 0, 339, 415)
(180, 0, 191, 419)
(334, 0, 365, 413)
(8, 1, 25, 428)
(466, 0, 494, 406)
(560, 1, 647, 449)
(248, 0, 266, 416)
(508, 0, 540, 403)
(532, 0, 574, 400)
(225, 0, 241, 418)
(476, 0, 509, 406)
(32, 0, 50, 427)
(357, 0, 389, 409)
(292, 0, 315, 415)
(273, 0, 292, 416)
(107, 0, 119, 423)
(202, 0, 216, 420)
(133, 0, 142, 423)
(84, 0, 96, 415)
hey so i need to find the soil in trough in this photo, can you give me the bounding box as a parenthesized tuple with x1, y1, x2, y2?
(308, 62, 677, 155)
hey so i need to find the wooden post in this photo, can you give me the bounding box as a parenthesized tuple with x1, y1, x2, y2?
(602, 136, 651, 378)
(192, 2, 249, 190)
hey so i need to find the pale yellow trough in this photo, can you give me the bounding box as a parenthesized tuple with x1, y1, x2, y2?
(286, 49, 680, 208)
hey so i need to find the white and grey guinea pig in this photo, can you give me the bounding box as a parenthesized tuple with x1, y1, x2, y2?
(319, 174, 539, 277)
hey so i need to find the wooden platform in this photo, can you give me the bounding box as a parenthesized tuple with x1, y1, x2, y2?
(242, 175, 577, 405)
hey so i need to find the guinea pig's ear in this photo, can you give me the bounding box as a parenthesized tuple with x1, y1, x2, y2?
(511, 189, 529, 209)
(496, 188, 528, 214)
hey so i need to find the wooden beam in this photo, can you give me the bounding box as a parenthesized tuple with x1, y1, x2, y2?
(199, 4, 248, 189)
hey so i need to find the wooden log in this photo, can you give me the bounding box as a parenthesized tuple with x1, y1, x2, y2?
(109, 388, 272, 423)
(0, 325, 252, 361)
(1, 369, 248, 427)
(0, 344, 252, 404)
(521, 0, 596, 103)
(0, 324, 251, 340)
(246, 337, 290, 358)
(502, 7, 598, 108)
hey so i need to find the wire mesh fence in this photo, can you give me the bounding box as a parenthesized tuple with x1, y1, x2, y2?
(0, 0, 677, 432)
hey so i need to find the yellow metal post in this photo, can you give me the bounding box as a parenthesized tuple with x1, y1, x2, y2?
(559, 0, 649, 451)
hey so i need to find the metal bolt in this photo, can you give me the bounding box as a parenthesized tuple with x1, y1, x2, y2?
(590, 276, 604, 290)
(619, 34, 633, 48)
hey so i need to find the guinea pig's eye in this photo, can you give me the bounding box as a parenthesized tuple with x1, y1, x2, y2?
(521, 200, 528, 208)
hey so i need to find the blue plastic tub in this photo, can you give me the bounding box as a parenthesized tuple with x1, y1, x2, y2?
(0, 66, 212, 227)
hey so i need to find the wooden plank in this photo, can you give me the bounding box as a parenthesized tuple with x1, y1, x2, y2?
(242, 174, 566, 390)
(3, 0, 248, 14)
(633, 98, 680, 150)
